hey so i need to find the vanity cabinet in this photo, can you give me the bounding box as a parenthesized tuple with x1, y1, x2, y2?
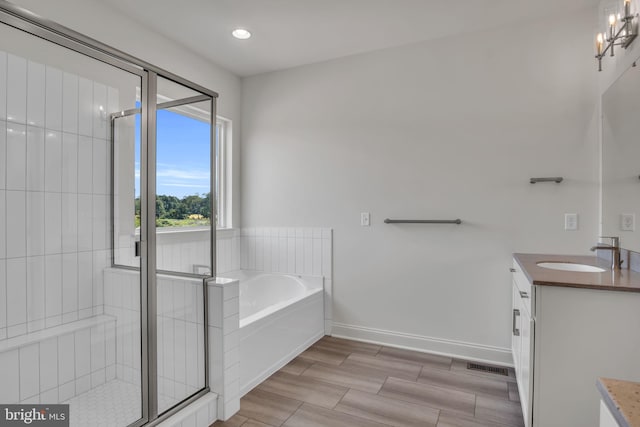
(599, 400, 620, 427)
(511, 263, 533, 427)
(511, 255, 640, 427)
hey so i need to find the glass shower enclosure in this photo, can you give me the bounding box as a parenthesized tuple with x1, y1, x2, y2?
(0, 3, 217, 426)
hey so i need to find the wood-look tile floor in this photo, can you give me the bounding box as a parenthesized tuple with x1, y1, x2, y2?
(212, 336, 524, 427)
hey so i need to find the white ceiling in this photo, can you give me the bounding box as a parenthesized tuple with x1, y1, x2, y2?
(102, 0, 598, 77)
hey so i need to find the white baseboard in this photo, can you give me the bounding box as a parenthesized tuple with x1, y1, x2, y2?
(331, 322, 513, 367)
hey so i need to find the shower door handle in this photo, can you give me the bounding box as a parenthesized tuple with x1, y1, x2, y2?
(135, 241, 141, 257)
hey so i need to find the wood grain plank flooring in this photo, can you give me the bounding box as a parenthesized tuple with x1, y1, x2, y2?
(236, 389, 302, 426)
(508, 381, 520, 402)
(417, 366, 510, 399)
(212, 414, 248, 427)
(301, 362, 386, 393)
(377, 346, 453, 370)
(282, 403, 388, 427)
(257, 371, 349, 409)
(334, 389, 439, 427)
(378, 376, 476, 417)
(341, 352, 423, 381)
(211, 337, 524, 427)
(280, 357, 313, 376)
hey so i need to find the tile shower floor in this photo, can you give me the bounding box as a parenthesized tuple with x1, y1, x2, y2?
(65, 379, 176, 427)
(215, 336, 525, 427)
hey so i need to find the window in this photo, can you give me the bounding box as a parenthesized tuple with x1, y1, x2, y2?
(133, 102, 232, 230)
(215, 116, 232, 229)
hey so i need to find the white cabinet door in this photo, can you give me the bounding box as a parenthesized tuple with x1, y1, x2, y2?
(600, 400, 619, 427)
(520, 309, 533, 427)
(512, 281, 522, 381)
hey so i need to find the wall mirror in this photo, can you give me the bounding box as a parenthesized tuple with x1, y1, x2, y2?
(602, 59, 640, 253)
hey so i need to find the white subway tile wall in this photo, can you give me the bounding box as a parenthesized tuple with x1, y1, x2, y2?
(104, 268, 207, 412)
(239, 227, 333, 332)
(0, 315, 116, 404)
(0, 50, 116, 341)
(207, 277, 240, 420)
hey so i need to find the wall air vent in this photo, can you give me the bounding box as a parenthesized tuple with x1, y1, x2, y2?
(466, 362, 509, 376)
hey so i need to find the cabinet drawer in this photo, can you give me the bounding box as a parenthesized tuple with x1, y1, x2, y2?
(512, 259, 532, 315)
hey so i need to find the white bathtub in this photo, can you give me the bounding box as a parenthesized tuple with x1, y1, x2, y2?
(223, 270, 324, 396)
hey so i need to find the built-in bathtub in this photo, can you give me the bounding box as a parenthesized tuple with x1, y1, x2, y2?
(223, 271, 324, 396)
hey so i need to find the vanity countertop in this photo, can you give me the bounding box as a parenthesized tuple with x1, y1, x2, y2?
(597, 377, 640, 427)
(513, 253, 640, 292)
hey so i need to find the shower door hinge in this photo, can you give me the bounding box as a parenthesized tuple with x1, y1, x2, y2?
(135, 240, 141, 257)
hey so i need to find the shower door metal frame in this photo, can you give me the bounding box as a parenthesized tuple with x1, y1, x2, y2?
(0, 2, 218, 426)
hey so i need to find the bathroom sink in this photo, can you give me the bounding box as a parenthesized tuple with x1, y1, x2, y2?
(536, 262, 606, 273)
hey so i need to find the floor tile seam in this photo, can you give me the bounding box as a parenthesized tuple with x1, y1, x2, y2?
(414, 377, 511, 399)
(301, 363, 388, 392)
(255, 376, 349, 410)
(437, 410, 521, 427)
(298, 402, 392, 427)
(385, 375, 478, 400)
(339, 359, 423, 381)
(375, 385, 447, 415)
(472, 405, 525, 427)
(334, 387, 443, 427)
(278, 401, 304, 427)
(374, 353, 450, 372)
(348, 353, 426, 372)
(249, 386, 308, 416)
(241, 388, 305, 420)
(331, 383, 352, 410)
(331, 402, 407, 427)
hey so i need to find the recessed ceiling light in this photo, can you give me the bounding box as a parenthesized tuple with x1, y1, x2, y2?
(232, 28, 251, 40)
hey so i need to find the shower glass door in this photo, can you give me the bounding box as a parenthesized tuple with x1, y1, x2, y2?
(0, 15, 146, 427)
(154, 76, 212, 414)
(0, 4, 217, 425)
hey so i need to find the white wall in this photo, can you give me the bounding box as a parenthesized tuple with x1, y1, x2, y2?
(9, 0, 243, 227)
(241, 8, 600, 362)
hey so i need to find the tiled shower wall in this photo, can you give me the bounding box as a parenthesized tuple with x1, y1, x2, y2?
(0, 51, 118, 340)
(104, 268, 207, 410)
(154, 228, 240, 275)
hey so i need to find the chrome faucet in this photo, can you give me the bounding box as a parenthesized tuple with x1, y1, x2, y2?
(590, 236, 621, 270)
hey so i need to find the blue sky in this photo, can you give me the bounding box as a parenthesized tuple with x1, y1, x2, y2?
(135, 109, 211, 198)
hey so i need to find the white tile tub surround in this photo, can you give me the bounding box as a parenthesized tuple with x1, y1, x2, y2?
(207, 277, 240, 420)
(240, 227, 333, 333)
(0, 314, 116, 404)
(116, 228, 240, 275)
(0, 49, 119, 339)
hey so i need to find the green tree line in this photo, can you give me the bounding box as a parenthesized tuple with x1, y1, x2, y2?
(135, 193, 212, 227)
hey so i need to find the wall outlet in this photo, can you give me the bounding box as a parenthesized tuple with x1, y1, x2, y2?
(564, 213, 578, 231)
(360, 212, 370, 227)
(621, 213, 635, 231)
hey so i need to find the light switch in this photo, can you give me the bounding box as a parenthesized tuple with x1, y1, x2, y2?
(564, 213, 578, 231)
(360, 212, 370, 227)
